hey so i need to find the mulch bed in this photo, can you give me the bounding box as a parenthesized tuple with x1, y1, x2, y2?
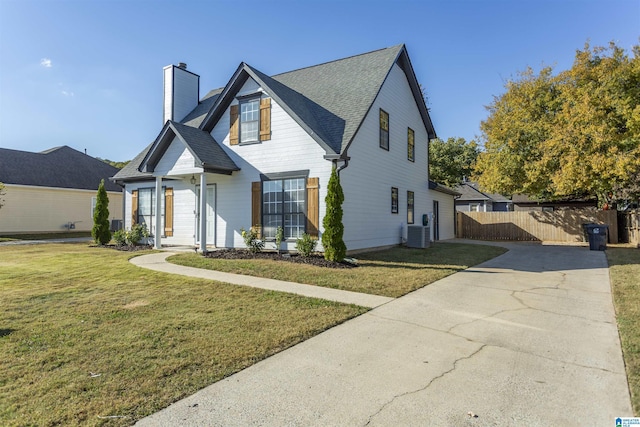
(204, 249, 357, 269)
(94, 244, 154, 252)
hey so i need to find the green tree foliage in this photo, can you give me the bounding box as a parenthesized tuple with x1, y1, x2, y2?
(429, 137, 479, 187)
(475, 41, 640, 203)
(92, 180, 111, 245)
(322, 166, 346, 262)
(97, 158, 130, 169)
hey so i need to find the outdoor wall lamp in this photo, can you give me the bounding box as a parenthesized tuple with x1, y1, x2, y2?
(190, 175, 196, 185)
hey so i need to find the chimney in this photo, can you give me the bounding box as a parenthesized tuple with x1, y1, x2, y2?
(163, 62, 199, 124)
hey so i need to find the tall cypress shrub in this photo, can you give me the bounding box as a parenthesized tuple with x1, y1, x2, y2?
(92, 179, 111, 245)
(322, 166, 346, 261)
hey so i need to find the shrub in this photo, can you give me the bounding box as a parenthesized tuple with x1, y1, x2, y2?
(127, 223, 150, 246)
(240, 227, 264, 253)
(113, 229, 127, 247)
(321, 166, 347, 262)
(275, 226, 284, 254)
(92, 179, 111, 245)
(296, 233, 317, 257)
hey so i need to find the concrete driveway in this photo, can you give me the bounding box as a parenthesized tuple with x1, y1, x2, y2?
(136, 242, 632, 426)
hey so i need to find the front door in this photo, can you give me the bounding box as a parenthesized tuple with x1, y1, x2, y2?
(433, 200, 440, 241)
(196, 184, 216, 244)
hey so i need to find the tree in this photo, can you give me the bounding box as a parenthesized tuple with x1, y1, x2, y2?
(429, 137, 479, 187)
(475, 41, 640, 204)
(92, 179, 111, 245)
(0, 182, 5, 209)
(322, 166, 346, 262)
(97, 158, 131, 169)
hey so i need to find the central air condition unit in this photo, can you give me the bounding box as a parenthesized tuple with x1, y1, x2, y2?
(407, 225, 430, 248)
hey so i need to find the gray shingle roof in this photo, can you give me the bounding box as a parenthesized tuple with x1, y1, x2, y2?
(181, 89, 223, 127)
(455, 182, 511, 203)
(167, 121, 239, 173)
(0, 146, 122, 192)
(116, 45, 435, 182)
(112, 120, 239, 183)
(270, 45, 405, 154)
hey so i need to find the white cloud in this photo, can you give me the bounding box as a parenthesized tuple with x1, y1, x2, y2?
(40, 58, 52, 68)
(61, 90, 74, 97)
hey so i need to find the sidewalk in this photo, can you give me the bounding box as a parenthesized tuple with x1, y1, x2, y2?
(130, 252, 394, 308)
(132, 243, 632, 426)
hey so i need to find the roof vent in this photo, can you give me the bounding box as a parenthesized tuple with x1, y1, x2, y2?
(178, 62, 187, 69)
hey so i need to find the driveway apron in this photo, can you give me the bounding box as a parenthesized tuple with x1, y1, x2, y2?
(135, 243, 632, 426)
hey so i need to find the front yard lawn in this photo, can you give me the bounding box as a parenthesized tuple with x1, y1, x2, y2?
(0, 244, 366, 426)
(608, 247, 640, 415)
(169, 242, 508, 298)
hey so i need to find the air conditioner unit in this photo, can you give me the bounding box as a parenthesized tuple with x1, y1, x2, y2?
(407, 225, 430, 248)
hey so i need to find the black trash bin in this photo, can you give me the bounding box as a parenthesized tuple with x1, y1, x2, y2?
(585, 224, 608, 251)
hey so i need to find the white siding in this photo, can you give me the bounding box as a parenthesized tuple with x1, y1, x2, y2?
(0, 185, 123, 234)
(124, 77, 333, 249)
(341, 64, 430, 250)
(429, 190, 456, 240)
(210, 77, 333, 250)
(154, 137, 200, 176)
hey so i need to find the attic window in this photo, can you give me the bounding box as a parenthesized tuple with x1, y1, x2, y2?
(229, 97, 271, 145)
(240, 98, 260, 143)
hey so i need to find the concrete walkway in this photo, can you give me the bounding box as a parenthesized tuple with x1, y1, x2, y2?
(131, 252, 394, 308)
(134, 243, 633, 426)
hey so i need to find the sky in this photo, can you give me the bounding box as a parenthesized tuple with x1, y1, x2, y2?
(0, 0, 638, 162)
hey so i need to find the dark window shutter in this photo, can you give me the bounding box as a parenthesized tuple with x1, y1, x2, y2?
(259, 98, 271, 141)
(230, 105, 239, 145)
(251, 181, 262, 238)
(164, 187, 173, 237)
(131, 190, 138, 225)
(306, 177, 319, 238)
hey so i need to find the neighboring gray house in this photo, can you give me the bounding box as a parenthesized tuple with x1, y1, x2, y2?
(113, 44, 458, 252)
(455, 181, 513, 212)
(0, 146, 123, 233)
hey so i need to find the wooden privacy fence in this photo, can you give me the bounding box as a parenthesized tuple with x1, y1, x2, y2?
(457, 209, 618, 243)
(619, 211, 640, 246)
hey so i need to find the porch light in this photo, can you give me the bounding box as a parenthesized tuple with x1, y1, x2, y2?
(190, 175, 196, 185)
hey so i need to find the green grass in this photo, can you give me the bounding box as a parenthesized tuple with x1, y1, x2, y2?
(0, 244, 367, 426)
(169, 242, 508, 298)
(608, 247, 640, 416)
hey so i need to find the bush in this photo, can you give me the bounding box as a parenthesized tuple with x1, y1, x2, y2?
(113, 229, 127, 247)
(296, 233, 317, 257)
(92, 180, 111, 245)
(240, 227, 264, 253)
(321, 166, 346, 261)
(127, 224, 150, 246)
(275, 226, 284, 254)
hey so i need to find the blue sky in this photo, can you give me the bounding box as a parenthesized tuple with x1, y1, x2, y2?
(0, 0, 638, 161)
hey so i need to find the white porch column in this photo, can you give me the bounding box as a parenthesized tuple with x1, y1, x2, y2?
(154, 176, 162, 249)
(199, 173, 207, 253)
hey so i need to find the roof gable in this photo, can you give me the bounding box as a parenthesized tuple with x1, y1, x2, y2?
(198, 44, 435, 156)
(0, 146, 122, 192)
(138, 121, 239, 175)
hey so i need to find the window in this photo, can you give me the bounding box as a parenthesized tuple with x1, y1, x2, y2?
(407, 191, 414, 224)
(542, 206, 554, 212)
(380, 109, 389, 150)
(391, 187, 398, 213)
(240, 98, 260, 143)
(407, 128, 415, 162)
(470, 203, 480, 212)
(137, 188, 165, 236)
(91, 196, 97, 217)
(262, 178, 306, 240)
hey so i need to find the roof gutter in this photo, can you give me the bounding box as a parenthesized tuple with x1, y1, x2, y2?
(324, 154, 350, 176)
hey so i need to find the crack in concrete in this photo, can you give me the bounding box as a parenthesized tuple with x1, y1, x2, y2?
(362, 344, 488, 426)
